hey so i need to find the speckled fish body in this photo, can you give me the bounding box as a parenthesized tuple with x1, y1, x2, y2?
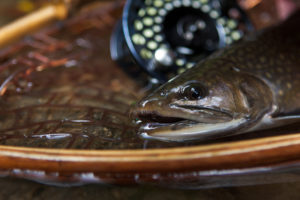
(134, 11, 300, 141)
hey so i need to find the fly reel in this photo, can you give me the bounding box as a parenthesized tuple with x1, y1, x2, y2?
(111, 0, 252, 82)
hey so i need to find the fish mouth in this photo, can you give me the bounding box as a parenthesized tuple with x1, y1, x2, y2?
(134, 105, 241, 141)
(136, 111, 186, 123)
(136, 104, 233, 124)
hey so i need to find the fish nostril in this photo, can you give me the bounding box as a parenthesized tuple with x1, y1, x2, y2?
(140, 97, 160, 108)
(140, 99, 151, 107)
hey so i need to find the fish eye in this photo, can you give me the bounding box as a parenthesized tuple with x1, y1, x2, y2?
(182, 83, 206, 100)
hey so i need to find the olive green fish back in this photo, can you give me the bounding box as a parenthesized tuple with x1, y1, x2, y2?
(219, 11, 300, 116)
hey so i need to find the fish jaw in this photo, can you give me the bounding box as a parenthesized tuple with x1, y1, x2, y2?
(135, 104, 234, 124)
(139, 118, 248, 142)
(133, 104, 248, 142)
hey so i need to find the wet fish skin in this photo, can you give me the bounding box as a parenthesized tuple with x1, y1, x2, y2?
(134, 11, 300, 142)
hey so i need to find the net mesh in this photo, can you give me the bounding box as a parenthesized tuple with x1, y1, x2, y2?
(0, 1, 182, 149)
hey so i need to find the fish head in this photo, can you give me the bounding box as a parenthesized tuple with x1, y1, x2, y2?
(134, 60, 273, 141)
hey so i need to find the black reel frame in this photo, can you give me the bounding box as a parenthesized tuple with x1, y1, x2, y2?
(111, 0, 253, 83)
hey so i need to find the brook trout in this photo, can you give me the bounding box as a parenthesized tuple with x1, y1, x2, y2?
(134, 11, 300, 142)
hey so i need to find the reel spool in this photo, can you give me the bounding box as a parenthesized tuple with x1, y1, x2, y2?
(111, 0, 252, 82)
